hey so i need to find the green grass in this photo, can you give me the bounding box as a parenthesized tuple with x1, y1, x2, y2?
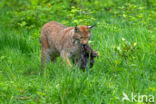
(0, 7, 156, 104)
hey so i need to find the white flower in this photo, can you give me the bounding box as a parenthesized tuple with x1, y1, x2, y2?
(122, 37, 125, 41)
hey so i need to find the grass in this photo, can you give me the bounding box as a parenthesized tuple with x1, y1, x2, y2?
(0, 7, 156, 104)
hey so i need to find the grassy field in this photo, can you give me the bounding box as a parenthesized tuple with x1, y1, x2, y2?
(0, 4, 156, 104)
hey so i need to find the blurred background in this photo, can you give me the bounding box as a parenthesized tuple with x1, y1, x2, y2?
(0, 0, 156, 29)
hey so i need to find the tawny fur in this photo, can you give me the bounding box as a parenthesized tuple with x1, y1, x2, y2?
(41, 21, 93, 67)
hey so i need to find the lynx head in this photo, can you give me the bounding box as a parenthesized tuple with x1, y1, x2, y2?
(73, 25, 95, 45)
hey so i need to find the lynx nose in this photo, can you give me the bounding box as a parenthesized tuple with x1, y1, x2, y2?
(82, 44, 87, 46)
(80, 44, 87, 47)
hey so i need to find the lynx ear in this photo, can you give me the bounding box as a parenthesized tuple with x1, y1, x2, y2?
(75, 26, 80, 33)
(88, 24, 95, 29)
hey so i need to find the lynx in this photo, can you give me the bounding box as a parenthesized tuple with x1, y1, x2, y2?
(41, 21, 94, 67)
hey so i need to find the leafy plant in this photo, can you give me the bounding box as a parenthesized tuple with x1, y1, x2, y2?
(10, 0, 53, 29)
(67, 6, 95, 25)
(114, 37, 139, 65)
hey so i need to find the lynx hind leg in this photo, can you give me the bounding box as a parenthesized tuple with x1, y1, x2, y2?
(41, 48, 51, 66)
(41, 34, 51, 67)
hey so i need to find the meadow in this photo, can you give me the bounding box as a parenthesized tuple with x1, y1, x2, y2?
(0, 0, 156, 104)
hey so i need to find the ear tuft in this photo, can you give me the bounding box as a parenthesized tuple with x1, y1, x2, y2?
(88, 24, 96, 29)
(75, 26, 79, 33)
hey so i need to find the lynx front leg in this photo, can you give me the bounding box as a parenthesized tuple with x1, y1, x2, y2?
(61, 51, 72, 67)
